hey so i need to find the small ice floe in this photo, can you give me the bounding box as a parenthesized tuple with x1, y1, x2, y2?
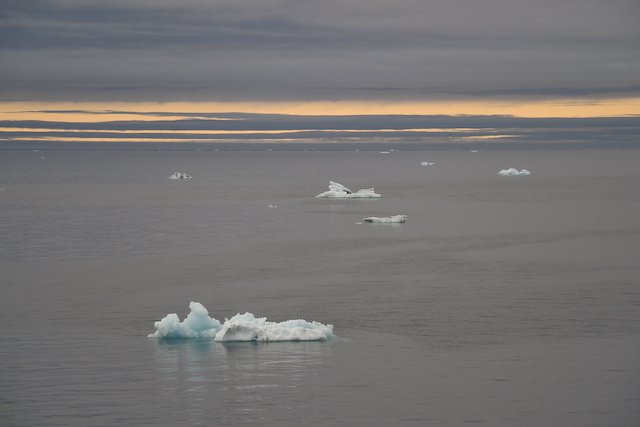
(148, 302, 334, 342)
(498, 168, 530, 176)
(363, 215, 407, 223)
(268, 204, 277, 208)
(170, 172, 192, 180)
(421, 162, 435, 166)
(315, 181, 381, 198)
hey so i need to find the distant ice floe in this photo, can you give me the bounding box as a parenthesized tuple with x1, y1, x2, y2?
(363, 215, 407, 223)
(421, 162, 435, 166)
(148, 302, 334, 342)
(315, 181, 381, 198)
(170, 172, 192, 180)
(499, 168, 531, 176)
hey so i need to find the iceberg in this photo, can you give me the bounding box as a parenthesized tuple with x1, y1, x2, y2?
(315, 181, 381, 198)
(148, 302, 334, 342)
(215, 314, 333, 342)
(363, 215, 407, 223)
(170, 172, 192, 180)
(498, 168, 531, 176)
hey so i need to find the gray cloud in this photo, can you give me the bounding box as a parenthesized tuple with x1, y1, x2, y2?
(1, 0, 639, 103)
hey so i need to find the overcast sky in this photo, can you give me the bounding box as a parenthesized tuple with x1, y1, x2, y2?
(2, 0, 639, 104)
(1, 0, 639, 145)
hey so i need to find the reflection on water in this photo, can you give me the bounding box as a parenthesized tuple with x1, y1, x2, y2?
(152, 339, 333, 424)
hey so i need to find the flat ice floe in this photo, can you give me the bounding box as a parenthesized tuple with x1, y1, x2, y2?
(315, 181, 381, 198)
(170, 172, 192, 180)
(148, 302, 334, 342)
(363, 215, 407, 223)
(421, 162, 435, 166)
(499, 168, 531, 176)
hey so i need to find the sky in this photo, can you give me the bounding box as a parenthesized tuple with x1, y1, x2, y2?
(1, 0, 639, 145)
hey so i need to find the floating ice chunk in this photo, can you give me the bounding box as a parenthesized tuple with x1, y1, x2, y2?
(363, 215, 407, 223)
(499, 168, 530, 176)
(315, 181, 381, 198)
(148, 302, 334, 342)
(148, 302, 222, 339)
(215, 313, 333, 342)
(421, 162, 435, 166)
(170, 172, 192, 180)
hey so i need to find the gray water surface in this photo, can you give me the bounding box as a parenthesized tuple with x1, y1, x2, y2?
(1, 148, 639, 426)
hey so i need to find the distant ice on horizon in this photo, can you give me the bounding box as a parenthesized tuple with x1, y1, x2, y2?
(363, 215, 407, 223)
(315, 181, 381, 198)
(170, 172, 192, 180)
(421, 162, 435, 166)
(499, 168, 531, 176)
(148, 302, 334, 342)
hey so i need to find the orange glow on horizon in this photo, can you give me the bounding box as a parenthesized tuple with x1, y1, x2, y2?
(1, 98, 640, 122)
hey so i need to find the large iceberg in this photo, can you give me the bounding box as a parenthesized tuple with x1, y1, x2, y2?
(499, 168, 530, 176)
(363, 215, 407, 223)
(315, 181, 381, 198)
(148, 302, 334, 342)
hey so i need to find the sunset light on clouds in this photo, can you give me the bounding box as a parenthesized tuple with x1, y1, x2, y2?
(1, 0, 639, 146)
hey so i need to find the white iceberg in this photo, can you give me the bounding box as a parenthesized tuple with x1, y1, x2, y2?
(215, 314, 333, 342)
(148, 302, 334, 342)
(363, 215, 407, 223)
(498, 168, 531, 176)
(315, 181, 381, 198)
(170, 172, 192, 180)
(421, 162, 435, 166)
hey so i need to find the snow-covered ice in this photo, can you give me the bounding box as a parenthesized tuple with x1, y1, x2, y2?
(170, 172, 192, 180)
(148, 302, 334, 342)
(499, 168, 531, 176)
(363, 215, 407, 223)
(315, 181, 381, 198)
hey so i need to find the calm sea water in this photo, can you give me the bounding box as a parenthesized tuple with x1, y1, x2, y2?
(1, 147, 639, 426)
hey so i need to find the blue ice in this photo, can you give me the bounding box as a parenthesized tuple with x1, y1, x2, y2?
(148, 302, 334, 342)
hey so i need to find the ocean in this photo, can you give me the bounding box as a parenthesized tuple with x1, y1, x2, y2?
(1, 146, 639, 426)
